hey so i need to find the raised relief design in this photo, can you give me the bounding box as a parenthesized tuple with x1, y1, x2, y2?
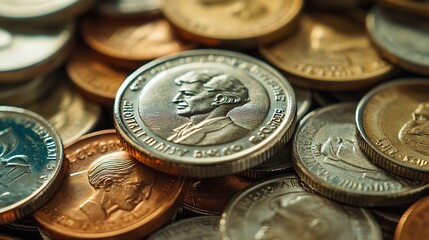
(199, 0, 267, 20)
(399, 102, 429, 156)
(168, 70, 251, 146)
(73, 152, 155, 222)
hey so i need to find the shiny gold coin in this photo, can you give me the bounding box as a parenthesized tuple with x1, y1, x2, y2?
(260, 12, 394, 91)
(378, 0, 429, 17)
(394, 195, 429, 240)
(161, 0, 303, 49)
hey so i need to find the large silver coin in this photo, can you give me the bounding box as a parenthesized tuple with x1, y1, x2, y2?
(220, 175, 382, 240)
(114, 49, 296, 177)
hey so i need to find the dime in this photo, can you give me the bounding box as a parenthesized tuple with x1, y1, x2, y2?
(220, 174, 382, 240)
(114, 49, 296, 177)
(293, 102, 429, 206)
(34, 130, 186, 240)
(147, 216, 220, 240)
(0, 106, 65, 224)
(161, 0, 303, 49)
(260, 12, 394, 90)
(67, 47, 128, 107)
(96, 0, 161, 18)
(356, 79, 429, 181)
(367, 6, 429, 75)
(183, 175, 253, 215)
(378, 0, 429, 17)
(395, 195, 429, 240)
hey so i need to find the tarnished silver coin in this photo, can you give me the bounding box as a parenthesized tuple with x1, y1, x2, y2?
(0, 106, 65, 224)
(293, 102, 429, 206)
(147, 216, 220, 240)
(220, 174, 382, 240)
(367, 6, 429, 75)
(114, 49, 296, 177)
(96, 0, 161, 18)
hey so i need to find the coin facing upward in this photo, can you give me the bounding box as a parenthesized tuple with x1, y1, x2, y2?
(395, 195, 429, 240)
(114, 50, 296, 177)
(34, 130, 186, 240)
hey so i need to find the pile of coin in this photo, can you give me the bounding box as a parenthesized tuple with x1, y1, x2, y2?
(0, 0, 428, 239)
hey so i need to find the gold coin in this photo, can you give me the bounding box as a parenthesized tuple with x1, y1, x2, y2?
(260, 12, 394, 91)
(161, 0, 303, 49)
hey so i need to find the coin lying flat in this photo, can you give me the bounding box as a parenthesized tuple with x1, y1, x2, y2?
(395, 195, 429, 240)
(220, 174, 382, 240)
(260, 12, 394, 90)
(293, 102, 429, 206)
(162, 0, 303, 49)
(0, 106, 65, 224)
(114, 49, 296, 177)
(356, 79, 429, 181)
(367, 6, 429, 75)
(96, 0, 161, 18)
(34, 130, 186, 240)
(147, 216, 221, 240)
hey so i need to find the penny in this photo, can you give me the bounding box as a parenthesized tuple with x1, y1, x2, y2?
(67, 47, 128, 107)
(293, 102, 429, 206)
(395, 195, 429, 240)
(26, 75, 101, 146)
(367, 6, 429, 75)
(162, 0, 303, 49)
(81, 15, 194, 70)
(220, 174, 383, 240)
(260, 12, 394, 90)
(0, 22, 74, 83)
(114, 49, 296, 177)
(378, 0, 429, 17)
(96, 0, 161, 18)
(0, 106, 65, 224)
(34, 130, 186, 240)
(147, 216, 220, 240)
(182, 175, 253, 215)
(356, 79, 429, 181)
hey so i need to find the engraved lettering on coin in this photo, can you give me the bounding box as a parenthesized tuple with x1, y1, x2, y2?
(399, 102, 429, 156)
(199, 0, 268, 20)
(72, 152, 156, 222)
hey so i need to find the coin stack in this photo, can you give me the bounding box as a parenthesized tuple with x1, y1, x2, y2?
(0, 0, 428, 240)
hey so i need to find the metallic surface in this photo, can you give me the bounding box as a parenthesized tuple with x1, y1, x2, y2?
(96, 0, 161, 18)
(293, 102, 429, 206)
(114, 49, 296, 177)
(371, 206, 407, 233)
(367, 6, 429, 75)
(0, 106, 65, 224)
(395, 195, 429, 240)
(356, 79, 429, 181)
(378, 0, 429, 17)
(294, 86, 312, 121)
(220, 174, 382, 240)
(34, 130, 186, 240)
(260, 12, 394, 90)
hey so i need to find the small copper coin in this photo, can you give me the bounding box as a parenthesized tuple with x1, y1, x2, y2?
(395, 195, 429, 240)
(34, 130, 186, 240)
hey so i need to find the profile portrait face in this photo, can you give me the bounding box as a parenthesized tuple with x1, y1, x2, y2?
(399, 102, 429, 156)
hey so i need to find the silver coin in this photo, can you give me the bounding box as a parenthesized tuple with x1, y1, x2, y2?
(96, 0, 161, 18)
(147, 216, 221, 240)
(220, 174, 382, 240)
(114, 49, 296, 177)
(293, 102, 429, 206)
(0, 106, 65, 224)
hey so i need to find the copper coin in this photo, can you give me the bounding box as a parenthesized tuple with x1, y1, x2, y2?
(34, 130, 186, 240)
(395, 195, 429, 240)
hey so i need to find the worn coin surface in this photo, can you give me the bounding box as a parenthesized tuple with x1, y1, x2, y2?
(220, 174, 382, 240)
(356, 79, 429, 181)
(395, 195, 429, 240)
(147, 216, 220, 240)
(293, 102, 429, 206)
(367, 6, 429, 75)
(114, 49, 296, 177)
(260, 12, 394, 90)
(0, 106, 64, 224)
(34, 130, 186, 240)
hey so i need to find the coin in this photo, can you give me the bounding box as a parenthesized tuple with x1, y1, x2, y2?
(66, 47, 128, 107)
(147, 216, 221, 240)
(220, 174, 383, 240)
(395, 195, 429, 240)
(260, 11, 394, 90)
(378, 0, 429, 17)
(356, 79, 429, 181)
(313, 88, 369, 107)
(293, 102, 429, 206)
(114, 49, 296, 177)
(370, 205, 408, 233)
(162, 0, 303, 49)
(367, 6, 429, 75)
(96, 0, 161, 18)
(34, 130, 186, 240)
(0, 106, 65, 224)
(294, 86, 312, 120)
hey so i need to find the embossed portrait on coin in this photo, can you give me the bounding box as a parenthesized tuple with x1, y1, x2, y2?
(254, 193, 352, 240)
(199, 0, 267, 20)
(75, 152, 156, 222)
(399, 102, 429, 156)
(168, 70, 251, 146)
